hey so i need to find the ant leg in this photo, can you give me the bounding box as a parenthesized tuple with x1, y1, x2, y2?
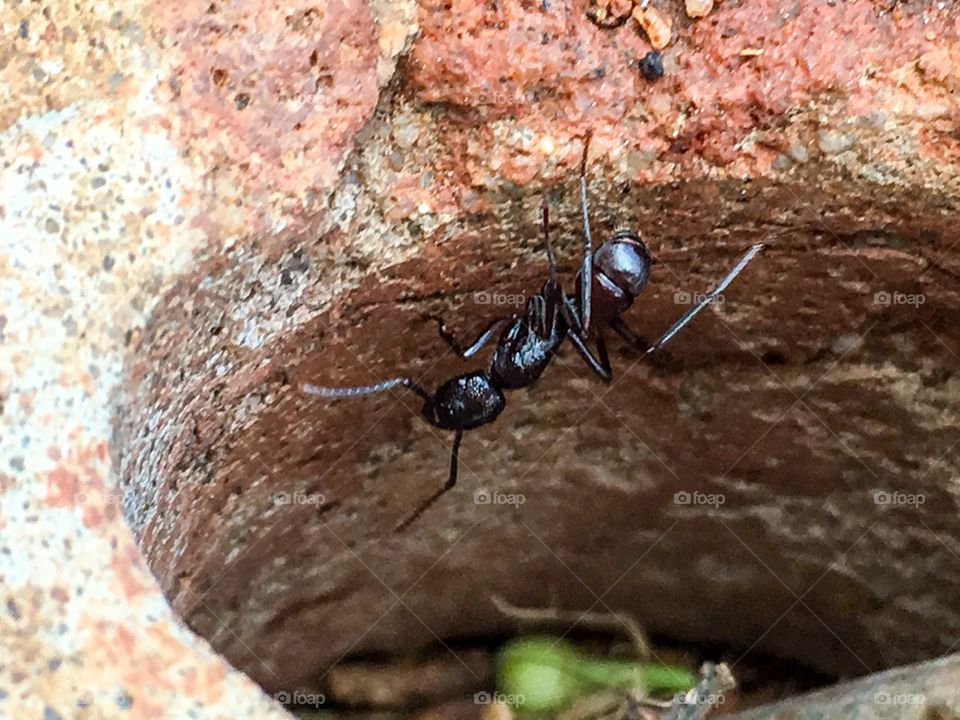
(609, 316, 653, 354)
(563, 294, 583, 334)
(303, 377, 431, 403)
(541, 198, 557, 284)
(427, 315, 512, 359)
(567, 329, 612, 382)
(596, 329, 611, 372)
(395, 429, 463, 532)
(578, 131, 594, 336)
(610, 316, 674, 369)
(644, 243, 764, 357)
(540, 199, 572, 335)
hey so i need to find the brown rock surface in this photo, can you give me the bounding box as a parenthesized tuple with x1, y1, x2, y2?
(114, 0, 960, 703)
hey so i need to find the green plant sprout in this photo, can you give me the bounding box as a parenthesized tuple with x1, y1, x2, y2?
(496, 635, 698, 715)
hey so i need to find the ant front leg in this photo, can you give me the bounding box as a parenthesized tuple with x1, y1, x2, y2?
(395, 429, 463, 532)
(426, 315, 513, 359)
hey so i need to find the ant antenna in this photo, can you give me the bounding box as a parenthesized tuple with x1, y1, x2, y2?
(395, 429, 463, 531)
(644, 243, 764, 356)
(303, 377, 431, 403)
(579, 131, 594, 336)
(540, 198, 557, 284)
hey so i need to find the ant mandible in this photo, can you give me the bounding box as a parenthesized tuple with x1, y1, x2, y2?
(303, 133, 763, 531)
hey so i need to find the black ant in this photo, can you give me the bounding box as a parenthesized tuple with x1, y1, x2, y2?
(558, 135, 763, 382)
(303, 134, 763, 531)
(305, 206, 568, 531)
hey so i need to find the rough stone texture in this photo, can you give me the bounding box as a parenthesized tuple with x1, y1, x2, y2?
(5, 0, 960, 718)
(726, 654, 960, 720)
(114, 0, 960, 699)
(0, 0, 413, 716)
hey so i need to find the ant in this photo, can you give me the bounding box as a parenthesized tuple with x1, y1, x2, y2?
(303, 133, 763, 531)
(557, 134, 763, 383)
(305, 206, 568, 531)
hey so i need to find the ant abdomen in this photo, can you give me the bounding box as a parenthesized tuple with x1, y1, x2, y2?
(577, 230, 653, 324)
(595, 230, 652, 299)
(424, 371, 506, 431)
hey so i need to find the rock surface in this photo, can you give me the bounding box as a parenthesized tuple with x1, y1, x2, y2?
(5, 0, 960, 717)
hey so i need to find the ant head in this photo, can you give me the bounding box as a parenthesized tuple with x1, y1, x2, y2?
(594, 230, 652, 299)
(425, 371, 506, 431)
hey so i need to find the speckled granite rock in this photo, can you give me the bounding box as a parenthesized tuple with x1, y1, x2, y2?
(0, 0, 414, 716)
(5, 0, 960, 718)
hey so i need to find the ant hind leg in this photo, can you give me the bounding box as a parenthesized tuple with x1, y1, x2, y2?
(610, 317, 672, 369)
(567, 330, 612, 382)
(609, 317, 652, 353)
(643, 243, 764, 357)
(578, 131, 594, 337)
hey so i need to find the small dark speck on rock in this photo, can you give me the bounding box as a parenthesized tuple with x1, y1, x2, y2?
(102, 255, 115, 271)
(7, 599, 21, 620)
(91, 177, 106, 189)
(18, 21, 29, 38)
(43, 707, 62, 720)
(234, 92, 250, 110)
(639, 50, 664, 81)
(288, 250, 309, 272)
(280, 269, 293, 285)
(10, 458, 24, 472)
(116, 690, 133, 710)
(590, 66, 606, 79)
